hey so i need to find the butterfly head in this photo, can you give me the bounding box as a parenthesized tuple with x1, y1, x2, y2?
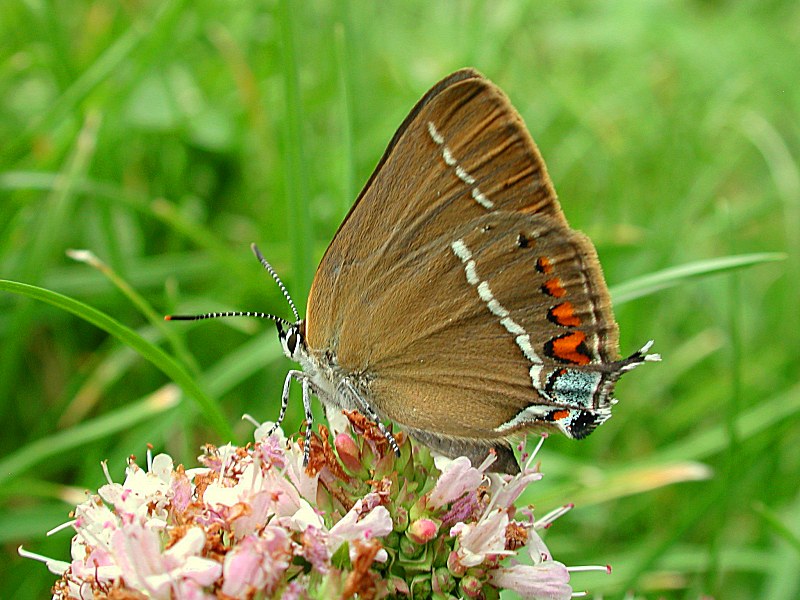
(165, 243, 307, 364)
(276, 319, 307, 362)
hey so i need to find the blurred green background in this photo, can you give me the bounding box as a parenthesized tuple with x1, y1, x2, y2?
(2, 1, 798, 598)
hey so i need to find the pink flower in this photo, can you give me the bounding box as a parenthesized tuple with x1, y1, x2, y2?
(221, 527, 293, 597)
(110, 525, 221, 599)
(489, 561, 572, 600)
(490, 435, 547, 510)
(300, 526, 331, 574)
(329, 498, 393, 562)
(171, 467, 193, 512)
(284, 444, 321, 502)
(451, 509, 512, 567)
(23, 414, 599, 598)
(97, 454, 173, 523)
(427, 456, 485, 508)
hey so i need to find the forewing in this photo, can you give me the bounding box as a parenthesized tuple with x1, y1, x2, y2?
(306, 69, 566, 355)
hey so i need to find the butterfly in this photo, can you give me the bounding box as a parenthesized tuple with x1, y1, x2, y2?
(167, 69, 658, 474)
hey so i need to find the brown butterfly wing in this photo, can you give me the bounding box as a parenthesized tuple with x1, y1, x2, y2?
(366, 211, 619, 437)
(304, 70, 622, 465)
(307, 69, 568, 359)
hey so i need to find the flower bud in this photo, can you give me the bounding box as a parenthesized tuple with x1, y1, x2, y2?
(459, 574, 484, 598)
(334, 433, 361, 472)
(447, 550, 467, 577)
(410, 574, 433, 599)
(393, 506, 409, 532)
(432, 566, 455, 594)
(400, 535, 424, 560)
(407, 518, 439, 544)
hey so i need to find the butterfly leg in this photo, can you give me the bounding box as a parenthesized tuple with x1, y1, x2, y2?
(341, 379, 401, 457)
(267, 369, 306, 437)
(301, 377, 313, 466)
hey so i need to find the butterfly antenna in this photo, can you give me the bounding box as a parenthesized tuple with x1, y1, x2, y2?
(164, 244, 299, 326)
(250, 243, 300, 322)
(164, 310, 291, 328)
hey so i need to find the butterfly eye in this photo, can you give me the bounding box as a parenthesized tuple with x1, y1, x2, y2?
(286, 328, 299, 355)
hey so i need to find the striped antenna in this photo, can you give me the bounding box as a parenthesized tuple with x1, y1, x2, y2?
(164, 311, 291, 328)
(164, 243, 299, 326)
(250, 243, 300, 322)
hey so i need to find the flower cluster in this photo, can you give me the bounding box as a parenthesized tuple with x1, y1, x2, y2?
(22, 412, 605, 599)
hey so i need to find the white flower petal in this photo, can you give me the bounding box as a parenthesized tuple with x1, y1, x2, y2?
(151, 453, 174, 482)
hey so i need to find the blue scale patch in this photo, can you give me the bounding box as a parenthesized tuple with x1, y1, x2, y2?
(547, 369, 602, 408)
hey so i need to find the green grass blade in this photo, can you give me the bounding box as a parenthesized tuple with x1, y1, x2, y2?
(610, 253, 786, 304)
(0, 172, 251, 280)
(66, 249, 198, 373)
(752, 502, 800, 558)
(654, 382, 800, 464)
(0, 114, 101, 420)
(5, 0, 187, 162)
(0, 387, 179, 487)
(277, 0, 313, 300)
(334, 20, 356, 216)
(0, 280, 233, 440)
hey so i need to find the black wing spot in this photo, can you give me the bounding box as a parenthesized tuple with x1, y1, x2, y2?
(567, 410, 601, 439)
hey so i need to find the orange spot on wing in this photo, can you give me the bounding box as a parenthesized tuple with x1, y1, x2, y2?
(551, 409, 570, 421)
(536, 257, 553, 274)
(547, 331, 592, 365)
(542, 277, 567, 298)
(548, 301, 581, 327)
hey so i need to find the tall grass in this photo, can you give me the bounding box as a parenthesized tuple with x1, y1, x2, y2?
(1, 1, 798, 597)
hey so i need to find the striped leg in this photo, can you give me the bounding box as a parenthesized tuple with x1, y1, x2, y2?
(301, 377, 313, 466)
(267, 369, 305, 437)
(342, 379, 401, 457)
